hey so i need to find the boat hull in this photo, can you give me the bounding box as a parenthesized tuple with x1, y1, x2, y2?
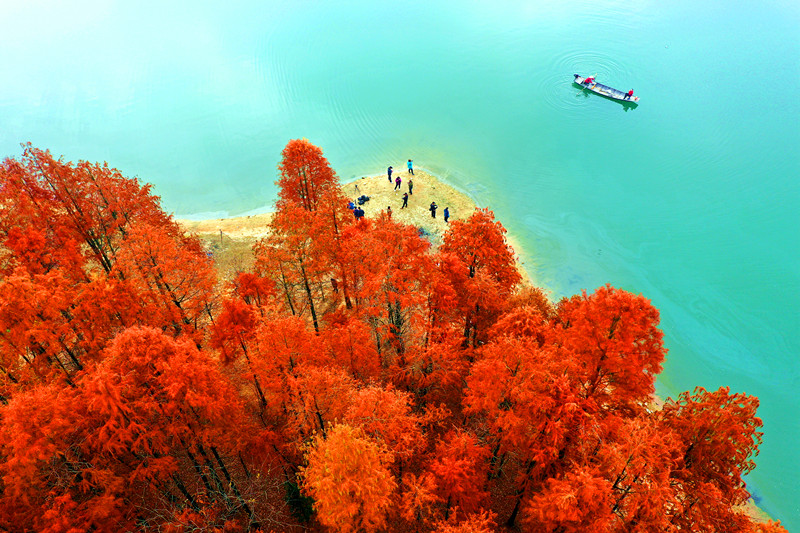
(574, 74, 639, 103)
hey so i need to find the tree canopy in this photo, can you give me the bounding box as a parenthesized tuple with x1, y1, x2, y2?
(0, 141, 784, 532)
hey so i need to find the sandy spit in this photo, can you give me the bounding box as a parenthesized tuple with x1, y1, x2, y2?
(176, 169, 532, 285)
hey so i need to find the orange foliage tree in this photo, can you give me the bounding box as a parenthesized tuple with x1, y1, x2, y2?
(301, 423, 396, 532)
(438, 208, 521, 348)
(0, 143, 785, 533)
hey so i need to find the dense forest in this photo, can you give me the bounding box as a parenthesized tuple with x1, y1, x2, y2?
(0, 141, 786, 532)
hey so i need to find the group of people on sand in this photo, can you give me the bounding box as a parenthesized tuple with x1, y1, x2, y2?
(347, 160, 453, 223)
(389, 160, 449, 222)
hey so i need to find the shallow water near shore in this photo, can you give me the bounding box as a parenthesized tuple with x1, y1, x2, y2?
(2, 0, 799, 526)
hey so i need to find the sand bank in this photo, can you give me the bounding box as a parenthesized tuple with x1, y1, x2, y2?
(176, 169, 532, 285)
(177, 169, 474, 242)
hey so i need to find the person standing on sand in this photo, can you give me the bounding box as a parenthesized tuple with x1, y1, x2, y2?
(387, 166, 393, 182)
(401, 193, 408, 209)
(429, 202, 437, 218)
(408, 178, 413, 195)
(394, 176, 402, 190)
(407, 159, 414, 175)
(444, 207, 450, 223)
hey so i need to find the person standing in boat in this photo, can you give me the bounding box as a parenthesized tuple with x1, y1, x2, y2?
(625, 89, 634, 100)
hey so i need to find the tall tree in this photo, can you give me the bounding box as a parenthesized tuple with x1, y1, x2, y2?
(276, 139, 339, 213)
(344, 384, 424, 470)
(554, 284, 666, 412)
(428, 430, 491, 519)
(113, 223, 216, 340)
(0, 144, 175, 278)
(0, 327, 270, 531)
(256, 202, 328, 331)
(439, 208, 521, 348)
(339, 216, 434, 361)
(660, 386, 764, 531)
(523, 466, 614, 532)
(301, 423, 396, 532)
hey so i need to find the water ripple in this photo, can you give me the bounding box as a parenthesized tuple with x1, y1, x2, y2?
(539, 48, 636, 112)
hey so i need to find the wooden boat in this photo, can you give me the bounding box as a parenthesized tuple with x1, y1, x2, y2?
(574, 74, 639, 103)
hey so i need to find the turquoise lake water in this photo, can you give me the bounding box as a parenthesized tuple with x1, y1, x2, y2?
(2, 0, 798, 527)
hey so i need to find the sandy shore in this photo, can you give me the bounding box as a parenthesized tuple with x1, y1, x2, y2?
(176, 169, 530, 283)
(177, 169, 474, 243)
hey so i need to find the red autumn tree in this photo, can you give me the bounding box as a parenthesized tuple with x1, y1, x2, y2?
(277, 139, 339, 213)
(428, 430, 491, 519)
(438, 208, 521, 348)
(0, 327, 272, 531)
(488, 286, 555, 347)
(318, 313, 382, 380)
(660, 386, 764, 531)
(261, 140, 355, 323)
(344, 384, 424, 469)
(553, 284, 666, 412)
(593, 415, 681, 531)
(432, 511, 497, 533)
(339, 215, 434, 361)
(256, 201, 329, 331)
(231, 271, 277, 313)
(465, 336, 596, 527)
(285, 366, 357, 441)
(112, 222, 216, 340)
(400, 473, 442, 528)
(247, 313, 324, 429)
(524, 466, 614, 533)
(301, 423, 396, 532)
(0, 144, 176, 278)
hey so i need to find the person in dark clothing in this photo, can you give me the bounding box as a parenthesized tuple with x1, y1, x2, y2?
(394, 176, 402, 190)
(354, 207, 365, 220)
(407, 159, 414, 175)
(624, 89, 634, 100)
(408, 178, 413, 195)
(387, 166, 393, 182)
(401, 193, 408, 209)
(443, 207, 450, 223)
(429, 202, 437, 218)
(387, 206, 392, 218)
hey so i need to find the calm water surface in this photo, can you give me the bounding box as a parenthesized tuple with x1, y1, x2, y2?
(2, 0, 798, 526)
